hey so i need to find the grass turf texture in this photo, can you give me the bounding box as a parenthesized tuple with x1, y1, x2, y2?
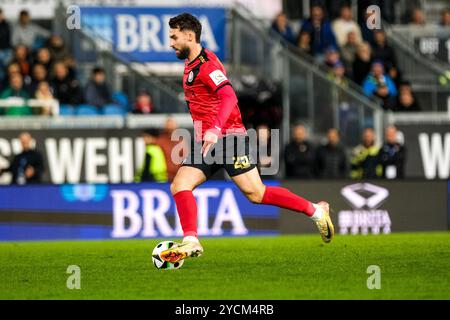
(0, 232, 449, 299)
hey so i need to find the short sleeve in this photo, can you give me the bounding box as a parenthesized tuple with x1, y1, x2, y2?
(199, 62, 231, 92)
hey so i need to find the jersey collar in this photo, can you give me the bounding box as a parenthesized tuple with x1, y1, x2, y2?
(187, 47, 207, 66)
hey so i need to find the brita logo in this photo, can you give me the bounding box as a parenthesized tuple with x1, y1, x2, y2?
(339, 183, 391, 235)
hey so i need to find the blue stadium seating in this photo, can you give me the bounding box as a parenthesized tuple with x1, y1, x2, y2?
(112, 92, 129, 110)
(59, 105, 76, 116)
(76, 104, 100, 116)
(102, 104, 126, 116)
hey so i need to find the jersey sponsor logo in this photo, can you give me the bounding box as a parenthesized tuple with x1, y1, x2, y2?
(209, 70, 227, 86)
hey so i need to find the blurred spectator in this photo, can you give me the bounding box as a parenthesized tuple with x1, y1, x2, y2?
(0, 63, 5, 88)
(271, 12, 296, 44)
(0, 9, 12, 65)
(62, 55, 78, 80)
(11, 44, 31, 83)
(394, 90, 420, 112)
(11, 10, 50, 48)
(327, 60, 348, 86)
(135, 129, 168, 183)
(0, 72, 31, 116)
(394, 82, 421, 112)
(0, 132, 44, 184)
(372, 29, 402, 87)
(34, 81, 55, 115)
(378, 125, 406, 179)
(1, 72, 28, 99)
(372, 30, 397, 72)
(352, 41, 372, 85)
(314, 0, 351, 21)
(156, 117, 185, 181)
(132, 90, 154, 114)
(315, 128, 348, 179)
(7, 62, 20, 74)
(409, 8, 426, 26)
(84, 67, 112, 108)
(362, 60, 397, 110)
(284, 124, 316, 179)
(238, 78, 282, 129)
(350, 127, 381, 179)
(300, 5, 338, 56)
(332, 5, 363, 48)
(341, 31, 360, 74)
(323, 45, 341, 68)
(51, 61, 83, 105)
(2, 62, 16, 88)
(34, 47, 52, 71)
(29, 63, 49, 95)
(1, 62, 20, 90)
(386, 60, 403, 88)
(297, 31, 312, 55)
(440, 9, 450, 26)
(46, 34, 71, 62)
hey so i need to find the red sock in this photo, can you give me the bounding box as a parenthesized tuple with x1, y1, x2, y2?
(261, 186, 315, 216)
(173, 190, 198, 237)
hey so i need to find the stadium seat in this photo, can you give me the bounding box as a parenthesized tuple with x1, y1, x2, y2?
(112, 92, 129, 110)
(76, 104, 100, 116)
(102, 104, 126, 116)
(59, 105, 76, 116)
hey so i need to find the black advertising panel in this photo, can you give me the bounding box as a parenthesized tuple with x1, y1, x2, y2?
(281, 180, 448, 234)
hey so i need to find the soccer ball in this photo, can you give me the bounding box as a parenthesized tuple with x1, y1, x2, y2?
(152, 241, 184, 270)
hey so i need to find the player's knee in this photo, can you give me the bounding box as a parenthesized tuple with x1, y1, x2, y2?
(170, 180, 186, 195)
(246, 190, 264, 204)
(170, 181, 194, 195)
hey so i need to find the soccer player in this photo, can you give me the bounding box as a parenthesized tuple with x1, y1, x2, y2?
(161, 13, 334, 263)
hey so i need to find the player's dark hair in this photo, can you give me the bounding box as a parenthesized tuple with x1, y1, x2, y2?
(169, 13, 202, 43)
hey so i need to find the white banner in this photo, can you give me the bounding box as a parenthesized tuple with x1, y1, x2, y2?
(0, 0, 56, 19)
(0, 0, 281, 20)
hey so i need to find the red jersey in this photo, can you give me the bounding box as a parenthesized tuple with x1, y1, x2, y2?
(183, 48, 246, 141)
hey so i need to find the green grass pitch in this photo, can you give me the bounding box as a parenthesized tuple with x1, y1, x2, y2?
(0, 232, 449, 299)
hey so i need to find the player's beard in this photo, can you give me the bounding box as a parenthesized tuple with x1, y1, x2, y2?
(175, 46, 190, 60)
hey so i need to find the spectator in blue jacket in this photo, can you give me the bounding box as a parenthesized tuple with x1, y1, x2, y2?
(362, 60, 397, 110)
(300, 5, 338, 57)
(271, 12, 296, 44)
